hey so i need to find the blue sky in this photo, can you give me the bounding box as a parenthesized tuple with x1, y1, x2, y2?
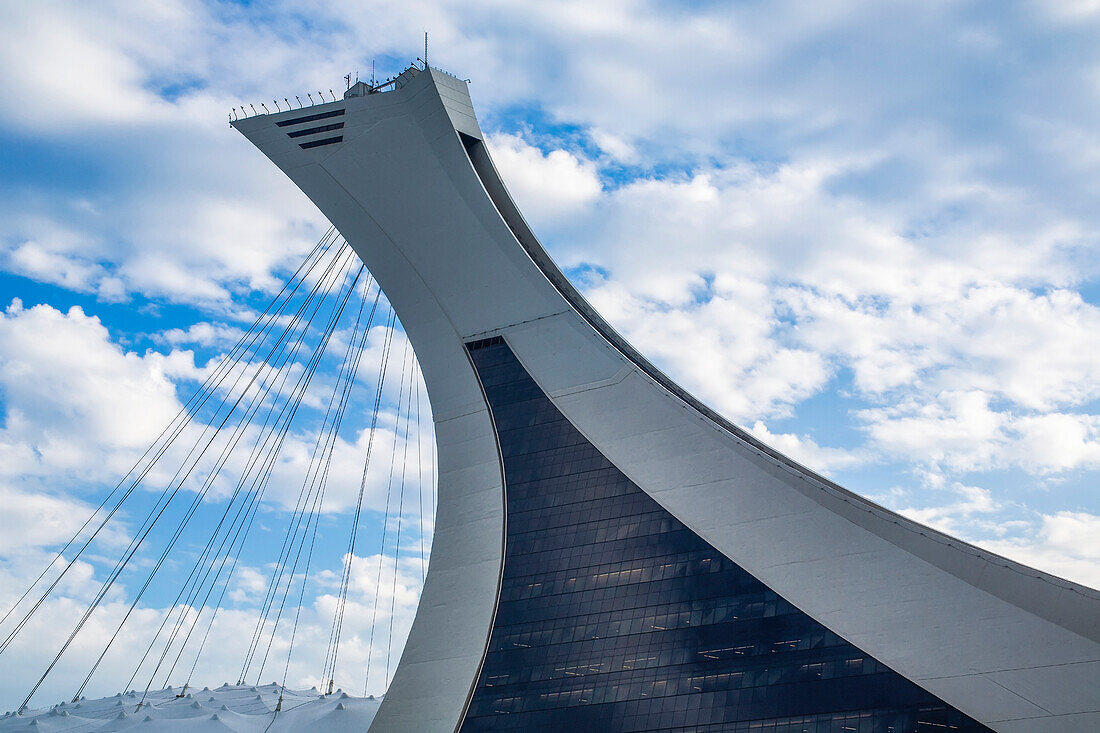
(0, 0, 1098, 711)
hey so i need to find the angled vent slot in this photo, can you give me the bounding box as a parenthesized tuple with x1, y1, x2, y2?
(277, 108, 346, 127)
(287, 122, 345, 138)
(299, 136, 343, 150)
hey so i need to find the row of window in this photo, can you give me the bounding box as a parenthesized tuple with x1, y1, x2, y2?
(462, 703, 973, 733)
(503, 469, 636, 512)
(490, 602, 823, 654)
(481, 650, 877, 691)
(509, 488, 656, 519)
(473, 669, 938, 712)
(481, 625, 852, 682)
(491, 589, 791, 646)
(510, 504, 668, 538)
(502, 528, 723, 576)
(495, 566, 762, 616)
(503, 519, 688, 572)
(460, 339, 990, 733)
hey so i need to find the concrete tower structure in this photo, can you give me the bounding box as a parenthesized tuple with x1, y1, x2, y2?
(232, 67, 1100, 732)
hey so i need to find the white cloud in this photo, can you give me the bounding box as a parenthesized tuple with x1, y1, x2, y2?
(1012, 413, 1100, 473)
(1002, 511, 1100, 590)
(0, 0, 332, 309)
(0, 549, 426, 711)
(792, 284, 1100, 410)
(589, 129, 638, 164)
(532, 154, 1100, 476)
(0, 291, 434, 518)
(896, 481, 1000, 534)
(0, 300, 196, 482)
(857, 391, 1008, 473)
(5, 242, 114, 299)
(259, 407, 435, 518)
(485, 133, 602, 225)
(0, 2, 174, 131)
(874, 479, 1100, 589)
(227, 567, 269, 605)
(585, 274, 828, 422)
(747, 421, 869, 475)
(155, 323, 246, 349)
(946, 508, 1100, 590)
(857, 393, 1100, 475)
(1034, 0, 1100, 22)
(0, 0, 1097, 704)
(0, 485, 117, 554)
(0, 299, 432, 712)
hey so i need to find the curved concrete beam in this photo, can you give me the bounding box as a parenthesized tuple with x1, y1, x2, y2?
(233, 67, 1100, 732)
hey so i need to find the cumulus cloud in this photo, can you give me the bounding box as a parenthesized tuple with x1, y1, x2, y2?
(0, 549, 426, 710)
(4, 241, 124, 302)
(0, 300, 196, 482)
(790, 284, 1100, 410)
(585, 273, 828, 422)
(0, 485, 119, 555)
(0, 0, 1098, 705)
(0, 2, 177, 131)
(521, 152, 1100, 477)
(0, 297, 434, 527)
(747, 421, 869, 475)
(980, 511, 1100, 588)
(485, 133, 602, 225)
(0, 0, 333, 310)
(890, 485, 1100, 590)
(260, 404, 435, 518)
(0, 289, 437, 708)
(857, 392, 1100, 475)
(895, 481, 1000, 534)
(155, 323, 246, 349)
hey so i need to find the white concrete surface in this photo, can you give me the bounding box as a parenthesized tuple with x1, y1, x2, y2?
(233, 66, 1100, 732)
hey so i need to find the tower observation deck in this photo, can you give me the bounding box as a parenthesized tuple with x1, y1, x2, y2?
(231, 65, 1100, 732)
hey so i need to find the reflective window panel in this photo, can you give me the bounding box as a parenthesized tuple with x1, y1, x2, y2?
(461, 336, 990, 733)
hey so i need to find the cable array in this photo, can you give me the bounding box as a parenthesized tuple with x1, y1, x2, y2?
(0, 231, 438, 714)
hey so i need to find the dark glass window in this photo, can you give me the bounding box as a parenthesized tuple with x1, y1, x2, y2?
(460, 337, 991, 733)
(298, 136, 343, 150)
(275, 107, 346, 127)
(286, 121, 345, 138)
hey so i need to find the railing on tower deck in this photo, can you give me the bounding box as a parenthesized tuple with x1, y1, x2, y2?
(228, 64, 461, 124)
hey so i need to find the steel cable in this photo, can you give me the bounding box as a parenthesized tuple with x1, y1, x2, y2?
(16, 237, 350, 710)
(1, 231, 341, 660)
(322, 308, 397, 692)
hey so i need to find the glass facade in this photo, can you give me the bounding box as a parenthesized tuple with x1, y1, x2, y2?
(459, 336, 991, 733)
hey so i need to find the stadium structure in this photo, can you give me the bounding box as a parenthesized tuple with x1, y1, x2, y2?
(225, 65, 1100, 732)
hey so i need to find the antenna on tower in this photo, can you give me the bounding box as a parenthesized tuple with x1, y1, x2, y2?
(344, 73, 352, 90)
(424, 31, 428, 70)
(371, 60, 376, 87)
